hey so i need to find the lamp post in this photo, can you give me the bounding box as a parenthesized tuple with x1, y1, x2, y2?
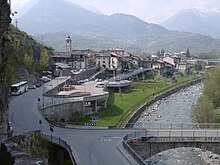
(49, 125, 54, 141)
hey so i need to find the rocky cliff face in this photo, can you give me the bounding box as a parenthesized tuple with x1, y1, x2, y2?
(0, 0, 11, 140)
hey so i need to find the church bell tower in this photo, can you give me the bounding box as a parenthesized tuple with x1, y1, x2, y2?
(66, 36, 72, 52)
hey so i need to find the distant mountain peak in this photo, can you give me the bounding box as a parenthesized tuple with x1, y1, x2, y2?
(162, 8, 220, 39)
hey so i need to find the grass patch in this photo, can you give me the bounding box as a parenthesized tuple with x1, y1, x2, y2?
(68, 75, 199, 127)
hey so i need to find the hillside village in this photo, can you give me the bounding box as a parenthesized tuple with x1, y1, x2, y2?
(50, 36, 204, 81)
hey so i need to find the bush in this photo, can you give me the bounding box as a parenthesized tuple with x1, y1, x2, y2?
(192, 95, 215, 123)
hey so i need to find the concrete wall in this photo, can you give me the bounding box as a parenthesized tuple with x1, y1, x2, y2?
(43, 101, 84, 122)
(42, 92, 108, 122)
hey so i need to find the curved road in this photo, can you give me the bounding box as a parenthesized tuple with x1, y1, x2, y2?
(9, 84, 136, 165)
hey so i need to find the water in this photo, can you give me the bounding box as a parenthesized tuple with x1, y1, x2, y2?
(133, 84, 211, 165)
(134, 84, 203, 128)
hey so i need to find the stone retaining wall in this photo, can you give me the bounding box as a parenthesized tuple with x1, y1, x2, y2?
(43, 101, 84, 122)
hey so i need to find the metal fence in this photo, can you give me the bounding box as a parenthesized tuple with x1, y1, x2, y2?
(132, 122, 220, 129)
(41, 133, 78, 165)
(124, 129, 220, 142)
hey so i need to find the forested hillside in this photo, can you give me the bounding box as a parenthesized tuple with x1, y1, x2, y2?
(6, 26, 53, 84)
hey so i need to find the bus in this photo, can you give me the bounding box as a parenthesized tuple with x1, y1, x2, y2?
(10, 81, 28, 95)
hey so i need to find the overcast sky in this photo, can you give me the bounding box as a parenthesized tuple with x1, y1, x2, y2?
(11, 0, 220, 23)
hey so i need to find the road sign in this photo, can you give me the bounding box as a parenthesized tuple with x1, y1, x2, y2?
(91, 116, 99, 121)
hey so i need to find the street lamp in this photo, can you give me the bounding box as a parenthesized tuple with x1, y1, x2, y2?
(49, 125, 54, 141)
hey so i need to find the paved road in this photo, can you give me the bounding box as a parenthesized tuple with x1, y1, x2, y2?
(109, 68, 151, 81)
(9, 79, 137, 165)
(9, 77, 218, 165)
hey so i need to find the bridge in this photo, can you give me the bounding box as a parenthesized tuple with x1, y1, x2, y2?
(123, 123, 220, 165)
(108, 68, 152, 81)
(38, 123, 220, 165)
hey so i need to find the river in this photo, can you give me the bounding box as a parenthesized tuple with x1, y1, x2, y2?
(132, 83, 220, 165)
(133, 84, 203, 128)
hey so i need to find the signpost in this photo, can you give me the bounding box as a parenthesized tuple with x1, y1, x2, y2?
(91, 116, 99, 121)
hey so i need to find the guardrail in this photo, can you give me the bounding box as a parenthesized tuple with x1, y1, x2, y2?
(132, 122, 220, 129)
(122, 139, 146, 165)
(124, 129, 220, 142)
(41, 133, 78, 165)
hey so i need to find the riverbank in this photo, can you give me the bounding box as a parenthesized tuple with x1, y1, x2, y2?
(126, 78, 202, 128)
(129, 83, 220, 165)
(133, 83, 202, 128)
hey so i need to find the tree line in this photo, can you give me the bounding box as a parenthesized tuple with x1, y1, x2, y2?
(192, 67, 220, 123)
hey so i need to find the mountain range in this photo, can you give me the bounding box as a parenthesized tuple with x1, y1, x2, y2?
(18, 0, 220, 53)
(163, 8, 220, 39)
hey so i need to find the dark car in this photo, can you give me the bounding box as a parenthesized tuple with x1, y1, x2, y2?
(35, 81, 43, 87)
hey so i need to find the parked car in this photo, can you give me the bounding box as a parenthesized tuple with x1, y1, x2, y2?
(40, 76, 51, 83)
(35, 81, 43, 88)
(84, 79, 89, 82)
(95, 82, 106, 88)
(28, 84, 36, 89)
(35, 81, 43, 87)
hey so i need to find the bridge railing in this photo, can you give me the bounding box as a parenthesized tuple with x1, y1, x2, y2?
(122, 129, 220, 165)
(124, 129, 220, 142)
(133, 122, 220, 129)
(41, 133, 78, 165)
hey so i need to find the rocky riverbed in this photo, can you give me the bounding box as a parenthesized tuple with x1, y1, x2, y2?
(133, 83, 220, 165)
(133, 84, 203, 128)
(147, 147, 220, 165)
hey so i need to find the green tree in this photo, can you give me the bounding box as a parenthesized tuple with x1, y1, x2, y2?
(5, 42, 19, 85)
(192, 95, 215, 123)
(38, 49, 49, 70)
(203, 68, 220, 107)
(23, 53, 33, 72)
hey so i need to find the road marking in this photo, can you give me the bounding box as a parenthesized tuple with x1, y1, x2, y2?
(99, 138, 112, 142)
